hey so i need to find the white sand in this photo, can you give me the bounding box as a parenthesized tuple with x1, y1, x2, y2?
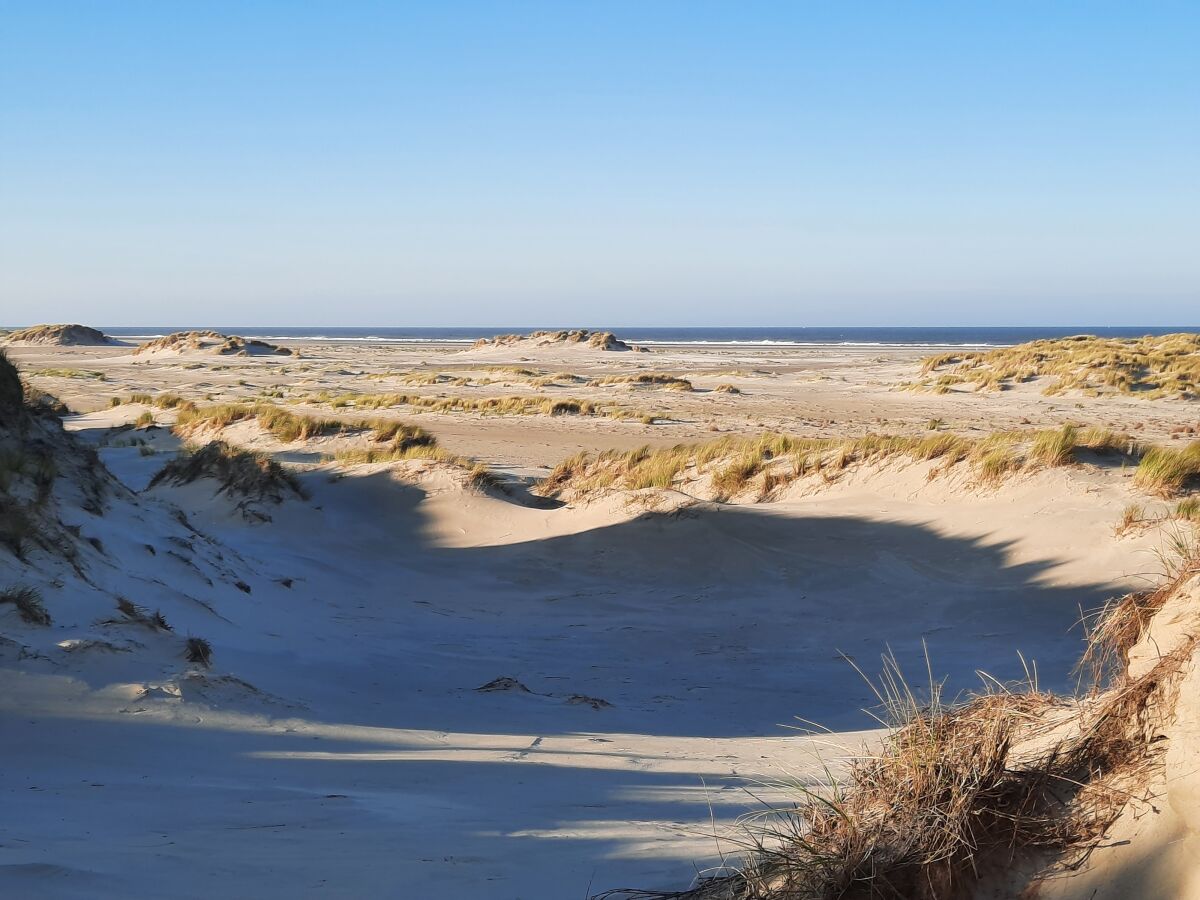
(0, 338, 1190, 898)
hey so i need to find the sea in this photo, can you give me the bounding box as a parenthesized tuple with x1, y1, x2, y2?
(96, 326, 1196, 349)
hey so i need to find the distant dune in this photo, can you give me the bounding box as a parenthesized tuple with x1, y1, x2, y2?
(905, 332, 1200, 398)
(133, 330, 295, 357)
(468, 329, 646, 352)
(3, 323, 117, 346)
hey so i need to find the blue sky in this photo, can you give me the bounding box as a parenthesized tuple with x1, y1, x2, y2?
(1, 2, 1197, 326)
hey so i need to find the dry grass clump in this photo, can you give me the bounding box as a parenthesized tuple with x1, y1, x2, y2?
(466, 463, 504, 492)
(711, 451, 764, 501)
(0, 584, 51, 625)
(185, 636, 213, 667)
(607, 553, 1200, 900)
(1116, 499, 1200, 536)
(541, 427, 1137, 502)
(605, 650, 1163, 900)
(167, 400, 504, 489)
(1080, 535, 1200, 682)
(1028, 424, 1078, 468)
(31, 368, 107, 380)
(1133, 441, 1200, 497)
(911, 333, 1200, 398)
(714, 383, 741, 394)
(1176, 497, 1200, 521)
(332, 444, 460, 465)
(303, 391, 656, 424)
(110, 596, 171, 631)
(366, 419, 435, 449)
(121, 392, 197, 412)
(149, 441, 306, 501)
(595, 373, 694, 391)
(175, 402, 358, 442)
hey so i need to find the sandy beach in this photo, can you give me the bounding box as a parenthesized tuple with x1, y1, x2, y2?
(2, 330, 1196, 898)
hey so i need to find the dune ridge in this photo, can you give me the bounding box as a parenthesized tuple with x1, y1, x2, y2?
(3, 323, 116, 346)
(134, 330, 295, 356)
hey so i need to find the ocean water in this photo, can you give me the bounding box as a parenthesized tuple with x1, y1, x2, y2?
(97, 325, 1195, 348)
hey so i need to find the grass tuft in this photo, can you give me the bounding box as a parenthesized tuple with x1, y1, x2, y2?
(0, 584, 51, 625)
(911, 333, 1200, 398)
(184, 636, 213, 667)
(150, 441, 307, 501)
(1133, 441, 1200, 497)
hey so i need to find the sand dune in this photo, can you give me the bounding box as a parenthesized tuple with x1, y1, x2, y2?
(2, 323, 118, 346)
(2, 339, 1198, 898)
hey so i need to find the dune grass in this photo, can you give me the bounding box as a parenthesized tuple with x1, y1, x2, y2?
(909, 332, 1200, 397)
(625, 653, 1162, 900)
(184, 636, 213, 667)
(302, 390, 657, 424)
(0, 584, 51, 625)
(111, 596, 172, 631)
(174, 402, 361, 442)
(609, 536, 1200, 900)
(594, 373, 693, 391)
(166, 400, 504, 490)
(31, 368, 107, 381)
(1133, 441, 1200, 497)
(150, 441, 307, 501)
(541, 426, 1151, 502)
(329, 442, 504, 492)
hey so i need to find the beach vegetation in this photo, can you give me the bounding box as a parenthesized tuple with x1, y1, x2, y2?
(184, 636, 213, 667)
(540, 426, 1161, 502)
(150, 441, 307, 501)
(0, 584, 50, 625)
(1133, 442, 1200, 497)
(910, 332, 1200, 398)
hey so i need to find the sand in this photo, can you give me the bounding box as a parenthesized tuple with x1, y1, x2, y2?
(1, 335, 1194, 898)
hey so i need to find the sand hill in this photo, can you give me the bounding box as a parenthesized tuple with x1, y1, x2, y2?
(133, 330, 295, 356)
(468, 329, 645, 352)
(3, 323, 116, 346)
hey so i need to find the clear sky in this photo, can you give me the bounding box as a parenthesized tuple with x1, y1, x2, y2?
(1, 2, 1197, 326)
